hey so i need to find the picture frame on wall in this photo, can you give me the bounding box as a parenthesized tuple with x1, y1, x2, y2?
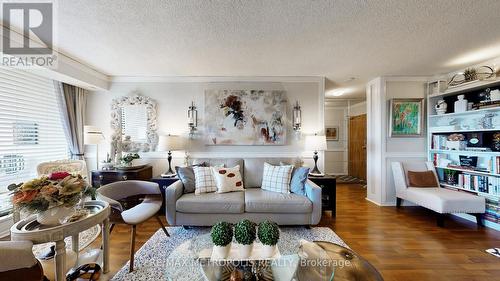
(325, 126, 339, 141)
(389, 98, 424, 137)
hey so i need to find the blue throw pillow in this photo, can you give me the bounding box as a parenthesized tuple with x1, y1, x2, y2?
(290, 167, 310, 195)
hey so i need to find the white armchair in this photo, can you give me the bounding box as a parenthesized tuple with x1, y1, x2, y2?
(391, 161, 485, 227)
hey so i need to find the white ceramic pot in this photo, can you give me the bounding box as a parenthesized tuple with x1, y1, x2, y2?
(212, 244, 231, 259)
(239, 243, 253, 259)
(36, 206, 74, 226)
(261, 244, 277, 258)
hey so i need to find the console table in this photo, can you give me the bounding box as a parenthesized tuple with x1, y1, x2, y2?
(308, 175, 336, 216)
(91, 165, 153, 187)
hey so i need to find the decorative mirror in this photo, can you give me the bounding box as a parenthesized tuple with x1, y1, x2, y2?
(110, 93, 158, 159)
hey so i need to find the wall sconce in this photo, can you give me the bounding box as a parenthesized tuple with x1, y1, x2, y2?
(188, 101, 198, 138)
(292, 101, 302, 132)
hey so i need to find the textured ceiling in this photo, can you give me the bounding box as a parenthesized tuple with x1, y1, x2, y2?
(50, 0, 500, 98)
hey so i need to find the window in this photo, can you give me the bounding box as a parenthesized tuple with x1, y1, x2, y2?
(0, 68, 69, 216)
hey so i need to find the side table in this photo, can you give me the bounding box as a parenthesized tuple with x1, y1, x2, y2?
(10, 201, 111, 281)
(308, 175, 336, 216)
(150, 176, 180, 214)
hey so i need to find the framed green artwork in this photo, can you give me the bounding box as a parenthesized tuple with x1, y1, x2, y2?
(389, 98, 424, 137)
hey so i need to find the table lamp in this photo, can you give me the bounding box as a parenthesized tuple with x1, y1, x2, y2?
(84, 125, 104, 170)
(158, 134, 184, 177)
(305, 134, 327, 176)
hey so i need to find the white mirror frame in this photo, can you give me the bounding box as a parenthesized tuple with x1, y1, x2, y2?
(110, 93, 158, 155)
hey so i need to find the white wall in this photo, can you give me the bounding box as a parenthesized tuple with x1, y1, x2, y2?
(85, 77, 325, 176)
(366, 77, 428, 205)
(349, 101, 366, 117)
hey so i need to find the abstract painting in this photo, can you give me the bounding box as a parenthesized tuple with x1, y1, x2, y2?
(204, 90, 286, 145)
(389, 98, 424, 137)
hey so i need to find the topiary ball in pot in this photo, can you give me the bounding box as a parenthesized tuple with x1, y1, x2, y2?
(234, 219, 256, 258)
(211, 221, 233, 259)
(258, 220, 280, 257)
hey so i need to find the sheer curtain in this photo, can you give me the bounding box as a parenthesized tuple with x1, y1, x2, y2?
(54, 81, 87, 160)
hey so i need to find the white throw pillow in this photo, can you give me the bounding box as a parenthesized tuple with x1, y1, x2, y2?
(193, 166, 218, 195)
(261, 162, 293, 193)
(211, 165, 244, 193)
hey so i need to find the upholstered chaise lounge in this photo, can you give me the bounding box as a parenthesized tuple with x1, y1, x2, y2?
(391, 161, 485, 227)
(165, 158, 322, 226)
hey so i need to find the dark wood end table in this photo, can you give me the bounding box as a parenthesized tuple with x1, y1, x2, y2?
(150, 176, 180, 214)
(308, 175, 336, 217)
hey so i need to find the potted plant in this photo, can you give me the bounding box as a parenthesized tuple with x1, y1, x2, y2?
(444, 169, 457, 185)
(211, 221, 233, 259)
(234, 219, 256, 258)
(257, 220, 280, 258)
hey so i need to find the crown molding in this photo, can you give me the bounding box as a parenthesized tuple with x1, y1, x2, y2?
(110, 75, 325, 83)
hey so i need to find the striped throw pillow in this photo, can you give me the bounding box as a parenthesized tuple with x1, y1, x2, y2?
(261, 162, 293, 193)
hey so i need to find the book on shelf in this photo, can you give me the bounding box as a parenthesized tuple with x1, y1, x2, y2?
(454, 173, 500, 196)
(431, 135, 448, 150)
(491, 156, 500, 174)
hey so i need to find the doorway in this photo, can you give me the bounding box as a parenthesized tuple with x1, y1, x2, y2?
(348, 114, 367, 181)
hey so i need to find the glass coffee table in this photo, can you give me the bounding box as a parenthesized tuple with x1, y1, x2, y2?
(163, 232, 383, 281)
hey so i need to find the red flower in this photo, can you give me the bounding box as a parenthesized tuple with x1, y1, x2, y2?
(48, 171, 71, 180)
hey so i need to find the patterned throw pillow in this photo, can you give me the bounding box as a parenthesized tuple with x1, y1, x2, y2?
(211, 165, 244, 193)
(261, 162, 293, 193)
(193, 166, 218, 195)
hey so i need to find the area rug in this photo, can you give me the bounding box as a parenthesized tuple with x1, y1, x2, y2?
(112, 226, 347, 281)
(335, 175, 367, 187)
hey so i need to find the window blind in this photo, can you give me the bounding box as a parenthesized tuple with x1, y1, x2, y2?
(0, 68, 69, 204)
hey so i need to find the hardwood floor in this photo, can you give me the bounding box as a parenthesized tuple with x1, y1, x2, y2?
(98, 184, 500, 281)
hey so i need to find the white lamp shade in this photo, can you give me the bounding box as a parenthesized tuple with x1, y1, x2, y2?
(84, 126, 104, 145)
(305, 135, 327, 151)
(157, 135, 184, 151)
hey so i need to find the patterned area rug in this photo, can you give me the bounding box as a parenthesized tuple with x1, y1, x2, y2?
(335, 175, 367, 187)
(112, 226, 347, 281)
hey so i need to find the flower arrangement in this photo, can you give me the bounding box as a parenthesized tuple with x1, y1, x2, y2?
(120, 153, 140, 166)
(10, 172, 89, 213)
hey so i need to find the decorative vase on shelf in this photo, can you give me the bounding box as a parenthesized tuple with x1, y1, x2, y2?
(454, 95, 468, 113)
(435, 100, 447, 115)
(36, 205, 75, 226)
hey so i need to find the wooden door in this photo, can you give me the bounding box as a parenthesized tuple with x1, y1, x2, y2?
(348, 114, 367, 180)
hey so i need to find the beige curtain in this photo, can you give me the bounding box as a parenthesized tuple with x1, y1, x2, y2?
(54, 81, 87, 160)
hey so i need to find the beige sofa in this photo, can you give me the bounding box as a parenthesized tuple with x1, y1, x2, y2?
(165, 158, 322, 226)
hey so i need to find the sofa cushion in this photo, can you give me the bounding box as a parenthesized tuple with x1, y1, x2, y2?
(244, 188, 312, 213)
(193, 158, 244, 178)
(176, 191, 245, 213)
(290, 167, 310, 195)
(193, 166, 218, 194)
(244, 158, 297, 188)
(405, 187, 485, 214)
(212, 165, 245, 193)
(261, 163, 293, 193)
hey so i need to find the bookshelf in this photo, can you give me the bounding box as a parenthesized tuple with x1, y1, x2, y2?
(427, 78, 500, 230)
